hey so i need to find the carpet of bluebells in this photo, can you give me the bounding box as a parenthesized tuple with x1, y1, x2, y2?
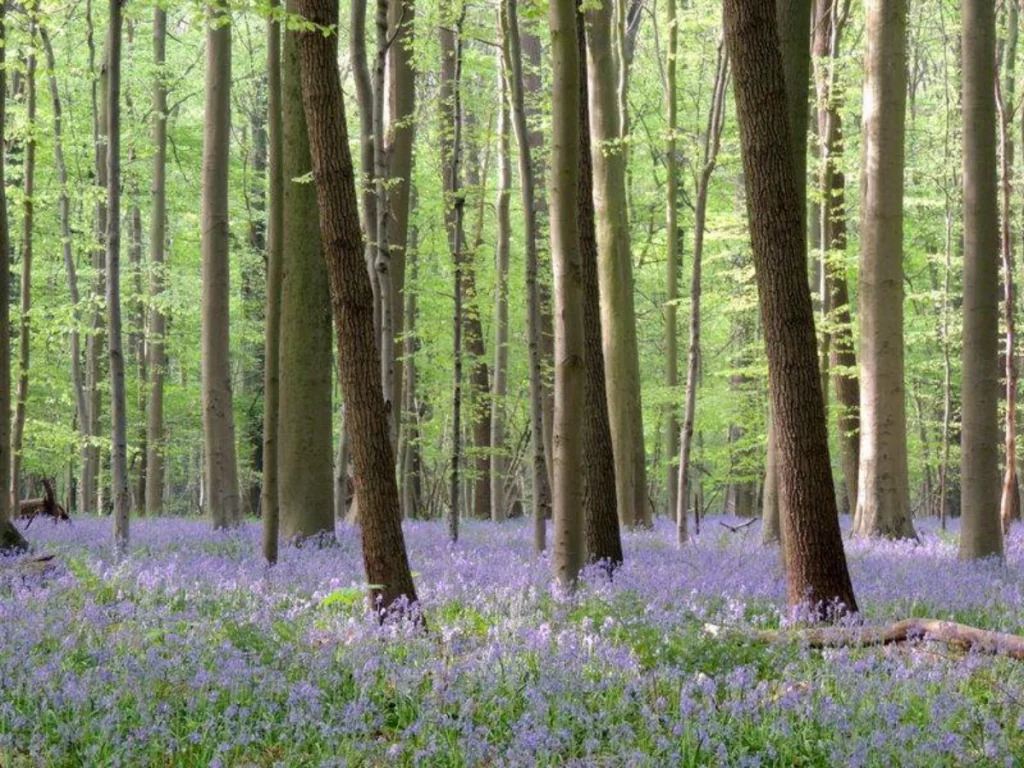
(2, 516, 1024, 766)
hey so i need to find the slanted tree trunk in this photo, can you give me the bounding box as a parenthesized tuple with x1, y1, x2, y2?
(278, 1, 334, 542)
(201, 4, 242, 529)
(262, 0, 283, 564)
(584, 0, 648, 528)
(107, 0, 130, 554)
(294, 0, 419, 612)
(663, 0, 680, 519)
(999, 2, 1020, 533)
(723, 0, 859, 617)
(11, 21, 36, 513)
(960, 0, 1003, 559)
(491, 54, 511, 523)
(145, 6, 167, 518)
(503, 0, 547, 552)
(854, 0, 916, 540)
(814, 0, 859, 516)
(0, 3, 26, 552)
(549, 0, 585, 588)
(578, 13, 622, 567)
(676, 45, 727, 545)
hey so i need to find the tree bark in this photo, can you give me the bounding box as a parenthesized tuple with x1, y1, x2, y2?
(578, 14, 622, 567)
(549, 0, 585, 588)
(145, 6, 167, 519)
(491, 53, 511, 523)
(279, 1, 335, 542)
(854, 0, 916, 540)
(503, 0, 547, 552)
(294, 0, 419, 612)
(723, 0, 858, 616)
(584, 0, 648, 528)
(107, 0, 130, 554)
(663, 0, 679, 520)
(262, 0, 283, 563)
(11, 20, 36, 512)
(201, 3, 242, 529)
(960, 0, 1003, 559)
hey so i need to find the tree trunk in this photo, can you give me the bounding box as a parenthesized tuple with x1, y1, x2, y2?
(676, 45, 727, 545)
(584, 0, 648, 528)
(724, 0, 859, 617)
(11, 21, 36, 513)
(503, 0, 547, 552)
(549, 0, 585, 588)
(761, 418, 781, 543)
(279, 2, 335, 542)
(262, 0, 283, 563)
(578, 13, 622, 567)
(130, 196, 147, 514)
(814, 0, 859, 516)
(491, 56, 511, 524)
(853, 0, 916, 540)
(294, 0, 419, 612)
(201, 5, 242, 529)
(663, 0, 680, 520)
(0, 3, 25, 552)
(999, 2, 1020, 533)
(401, 222, 422, 520)
(960, 0, 1003, 559)
(107, 0, 130, 554)
(145, 6, 167, 518)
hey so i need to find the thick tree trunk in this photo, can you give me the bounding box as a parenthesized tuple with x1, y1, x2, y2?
(145, 6, 167, 518)
(279, 4, 335, 542)
(491, 60, 511, 523)
(854, 0, 916, 540)
(262, 0, 283, 564)
(294, 0, 419, 612)
(724, 0, 858, 616)
(584, 0, 648, 528)
(578, 14, 622, 567)
(549, 0, 585, 588)
(201, 5, 242, 529)
(107, 0, 130, 554)
(11, 24, 36, 513)
(0, 4, 25, 553)
(663, 0, 679, 520)
(503, 0, 547, 552)
(676, 45, 727, 545)
(960, 0, 1003, 559)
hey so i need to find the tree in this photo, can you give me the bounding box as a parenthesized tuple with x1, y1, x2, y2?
(278, 0, 334, 542)
(584, 0, 648, 529)
(491, 51, 511, 523)
(723, 0, 858, 617)
(502, 0, 546, 552)
(201, 2, 242, 529)
(959, 0, 1003, 559)
(0, 1, 27, 553)
(663, 0, 679, 520)
(854, 0, 916, 540)
(262, 0, 283, 564)
(294, 0, 419, 612)
(549, 0, 585, 588)
(577, 12, 622, 568)
(108, 0, 130, 554)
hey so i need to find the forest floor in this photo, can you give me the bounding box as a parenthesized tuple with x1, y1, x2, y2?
(1, 515, 1023, 766)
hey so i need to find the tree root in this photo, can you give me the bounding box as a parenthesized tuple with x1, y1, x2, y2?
(706, 619, 1024, 660)
(1, 520, 29, 554)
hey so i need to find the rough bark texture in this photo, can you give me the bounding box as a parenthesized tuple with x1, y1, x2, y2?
(201, 6, 242, 529)
(108, 0, 130, 554)
(491, 58, 511, 523)
(504, 0, 547, 552)
(578, 15, 622, 567)
(0, 4, 27, 553)
(549, 0, 585, 588)
(960, 0, 1003, 559)
(145, 6, 168, 518)
(262, 0, 283, 563)
(294, 0, 419, 612)
(854, 0, 916, 540)
(584, 0, 648, 528)
(723, 0, 858, 616)
(279, 6, 335, 542)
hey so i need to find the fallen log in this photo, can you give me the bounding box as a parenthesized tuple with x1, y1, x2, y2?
(0, 553, 57, 579)
(17, 478, 69, 528)
(719, 518, 757, 533)
(705, 619, 1024, 660)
